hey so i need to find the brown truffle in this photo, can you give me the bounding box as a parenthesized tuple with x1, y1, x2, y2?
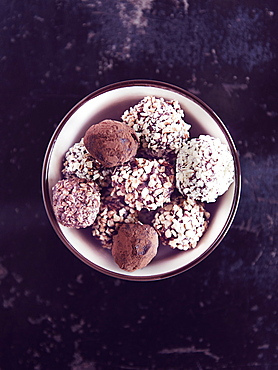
(111, 157, 175, 211)
(112, 223, 159, 272)
(91, 189, 139, 249)
(52, 177, 100, 228)
(83, 119, 139, 168)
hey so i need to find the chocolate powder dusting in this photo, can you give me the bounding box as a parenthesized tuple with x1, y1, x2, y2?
(83, 119, 139, 167)
(112, 223, 159, 272)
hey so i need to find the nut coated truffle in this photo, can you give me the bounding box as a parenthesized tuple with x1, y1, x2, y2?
(112, 223, 159, 272)
(111, 157, 175, 211)
(52, 177, 100, 228)
(84, 119, 139, 168)
(91, 190, 139, 249)
(122, 96, 191, 157)
(62, 139, 113, 188)
(176, 135, 235, 203)
(152, 196, 210, 250)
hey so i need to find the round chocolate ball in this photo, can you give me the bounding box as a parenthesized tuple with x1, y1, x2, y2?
(112, 223, 159, 272)
(84, 119, 139, 168)
(52, 177, 100, 228)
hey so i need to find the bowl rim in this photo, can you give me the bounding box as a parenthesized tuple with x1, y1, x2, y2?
(41, 79, 241, 281)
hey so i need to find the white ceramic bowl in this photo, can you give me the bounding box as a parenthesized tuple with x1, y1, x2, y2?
(42, 80, 241, 281)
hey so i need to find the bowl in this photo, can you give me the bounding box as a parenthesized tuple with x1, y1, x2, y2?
(42, 80, 241, 281)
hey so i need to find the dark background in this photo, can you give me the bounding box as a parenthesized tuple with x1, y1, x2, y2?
(1, 0, 277, 369)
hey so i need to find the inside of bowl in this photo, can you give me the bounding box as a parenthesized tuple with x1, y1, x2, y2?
(46, 84, 238, 279)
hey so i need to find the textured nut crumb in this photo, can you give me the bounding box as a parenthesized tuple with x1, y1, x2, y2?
(91, 190, 139, 249)
(176, 135, 235, 203)
(62, 139, 112, 187)
(52, 177, 101, 228)
(152, 196, 210, 250)
(122, 96, 191, 157)
(111, 157, 175, 211)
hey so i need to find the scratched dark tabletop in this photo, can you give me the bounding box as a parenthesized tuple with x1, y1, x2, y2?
(1, 1, 277, 369)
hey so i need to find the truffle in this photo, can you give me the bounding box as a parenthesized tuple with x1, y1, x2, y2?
(112, 223, 159, 272)
(91, 190, 139, 249)
(62, 139, 112, 188)
(83, 119, 139, 167)
(176, 135, 235, 203)
(152, 196, 210, 250)
(52, 177, 100, 228)
(122, 96, 191, 157)
(111, 157, 175, 211)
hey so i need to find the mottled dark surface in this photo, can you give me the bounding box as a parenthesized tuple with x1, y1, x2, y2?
(0, 0, 277, 369)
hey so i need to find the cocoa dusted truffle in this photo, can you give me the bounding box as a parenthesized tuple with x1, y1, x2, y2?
(84, 119, 139, 168)
(112, 223, 159, 272)
(52, 177, 100, 228)
(176, 135, 235, 203)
